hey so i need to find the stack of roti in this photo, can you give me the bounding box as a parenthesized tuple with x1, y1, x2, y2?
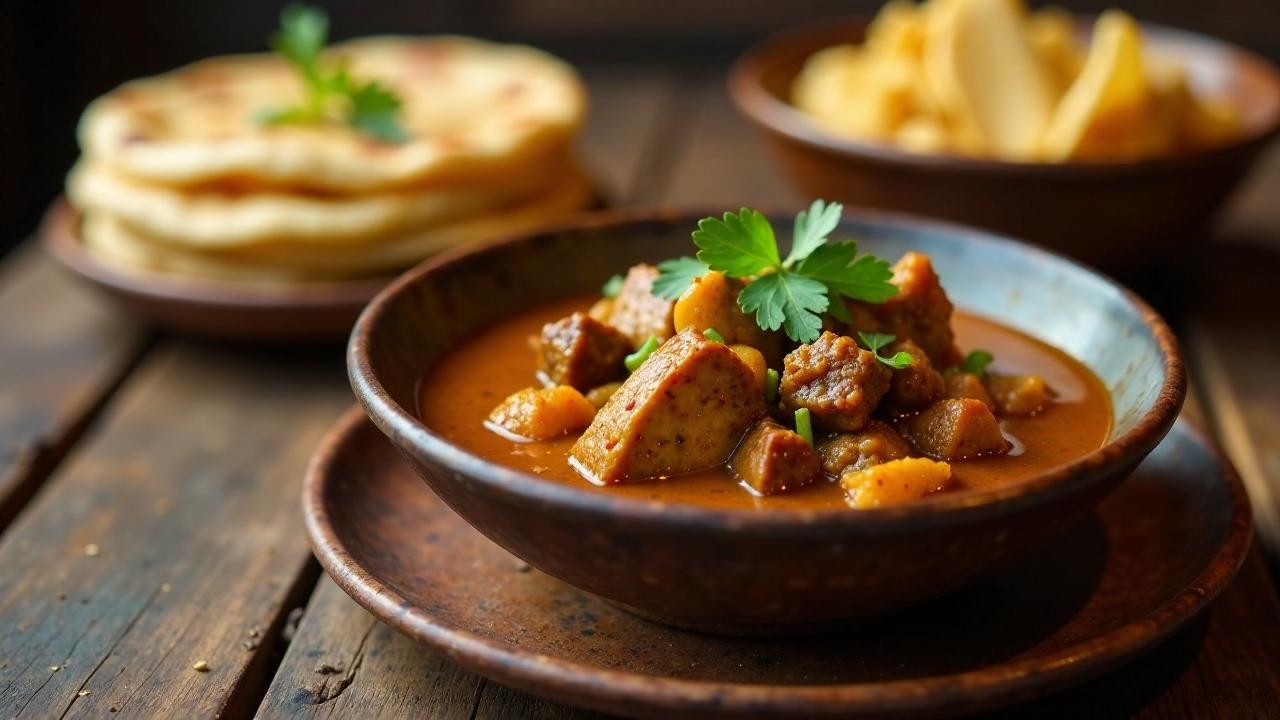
(67, 36, 591, 282)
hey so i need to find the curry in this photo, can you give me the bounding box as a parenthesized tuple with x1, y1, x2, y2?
(418, 202, 1111, 509)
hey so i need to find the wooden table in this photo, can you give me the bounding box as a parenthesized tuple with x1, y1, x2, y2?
(3, 59, 1280, 719)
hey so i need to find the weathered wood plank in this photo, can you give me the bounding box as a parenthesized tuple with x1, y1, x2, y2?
(0, 245, 150, 530)
(255, 578, 484, 720)
(0, 341, 351, 718)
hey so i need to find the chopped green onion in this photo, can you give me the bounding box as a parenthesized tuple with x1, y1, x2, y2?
(624, 336, 659, 373)
(702, 327, 725, 343)
(601, 274, 624, 299)
(794, 408, 813, 447)
(960, 350, 994, 376)
(765, 368, 780, 404)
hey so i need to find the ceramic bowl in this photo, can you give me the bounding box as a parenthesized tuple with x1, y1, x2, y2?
(728, 17, 1280, 272)
(348, 209, 1184, 635)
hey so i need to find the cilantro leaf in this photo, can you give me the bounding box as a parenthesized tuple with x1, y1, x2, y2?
(960, 350, 995, 376)
(858, 331, 913, 369)
(651, 257, 710, 300)
(692, 209, 780, 277)
(739, 273, 828, 343)
(786, 199, 842, 266)
(259, 4, 408, 142)
(797, 242, 898, 303)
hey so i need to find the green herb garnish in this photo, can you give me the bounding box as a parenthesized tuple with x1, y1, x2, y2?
(601, 274, 624, 299)
(624, 336, 659, 373)
(653, 200, 897, 343)
(960, 350, 995, 376)
(702, 327, 725, 343)
(794, 408, 814, 447)
(259, 4, 408, 142)
(858, 332, 913, 370)
(765, 368, 780, 404)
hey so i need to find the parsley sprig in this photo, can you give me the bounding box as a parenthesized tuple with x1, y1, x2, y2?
(653, 200, 897, 343)
(258, 4, 409, 143)
(858, 332, 914, 370)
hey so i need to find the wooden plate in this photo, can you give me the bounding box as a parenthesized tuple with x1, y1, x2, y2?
(303, 408, 1251, 719)
(39, 199, 388, 343)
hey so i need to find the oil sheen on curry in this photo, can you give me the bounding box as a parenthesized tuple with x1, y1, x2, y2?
(420, 214, 1111, 510)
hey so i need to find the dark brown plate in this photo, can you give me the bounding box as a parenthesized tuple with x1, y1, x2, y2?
(39, 198, 388, 343)
(304, 408, 1251, 719)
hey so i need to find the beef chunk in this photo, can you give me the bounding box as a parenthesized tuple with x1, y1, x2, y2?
(780, 331, 892, 432)
(487, 386, 596, 441)
(536, 312, 631, 390)
(816, 421, 912, 475)
(865, 252, 962, 367)
(985, 374, 1051, 415)
(943, 369, 995, 407)
(842, 458, 952, 509)
(606, 264, 674, 347)
(883, 338, 944, 414)
(584, 381, 623, 409)
(673, 271, 782, 364)
(900, 398, 1011, 459)
(570, 329, 766, 484)
(729, 419, 822, 495)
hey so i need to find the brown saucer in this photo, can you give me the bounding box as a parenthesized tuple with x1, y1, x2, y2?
(39, 199, 388, 343)
(303, 408, 1251, 719)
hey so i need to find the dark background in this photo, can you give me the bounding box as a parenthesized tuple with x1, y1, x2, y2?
(2, 0, 1278, 256)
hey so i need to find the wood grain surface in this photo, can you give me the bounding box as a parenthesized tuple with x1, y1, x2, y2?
(1, 58, 1279, 720)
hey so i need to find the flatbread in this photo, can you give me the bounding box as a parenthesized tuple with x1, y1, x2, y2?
(66, 144, 568, 247)
(78, 35, 586, 192)
(80, 168, 594, 281)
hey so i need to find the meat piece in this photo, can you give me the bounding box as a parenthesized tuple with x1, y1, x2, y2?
(729, 419, 822, 495)
(673, 271, 782, 364)
(864, 252, 962, 367)
(536, 312, 631, 390)
(584, 381, 623, 409)
(842, 458, 952, 509)
(985, 374, 1051, 415)
(487, 386, 596, 441)
(900, 398, 1012, 459)
(883, 338, 944, 414)
(943, 369, 995, 407)
(606, 264, 674, 347)
(570, 329, 767, 484)
(780, 331, 892, 432)
(816, 421, 912, 476)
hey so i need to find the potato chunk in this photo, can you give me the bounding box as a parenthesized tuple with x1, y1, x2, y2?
(942, 369, 994, 407)
(816, 421, 912, 476)
(487, 386, 596, 441)
(781, 331, 892, 432)
(900, 398, 1011, 460)
(570, 329, 767, 484)
(729, 344, 768, 394)
(841, 458, 951, 509)
(883, 338, 944, 414)
(729, 419, 822, 495)
(674, 271, 782, 362)
(584, 381, 623, 410)
(985, 374, 1050, 415)
(864, 252, 961, 367)
(536, 312, 631, 391)
(606, 264, 674, 347)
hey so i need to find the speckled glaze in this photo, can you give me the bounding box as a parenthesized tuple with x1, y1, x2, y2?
(729, 17, 1280, 272)
(348, 209, 1186, 635)
(303, 411, 1251, 718)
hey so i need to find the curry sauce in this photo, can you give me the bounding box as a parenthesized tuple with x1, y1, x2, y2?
(418, 295, 1112, 511)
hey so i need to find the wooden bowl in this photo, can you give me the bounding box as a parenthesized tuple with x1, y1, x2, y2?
(348, 209, 1185, 635)
(40, 199, 385, 343)
(728, 17, 1280, 272)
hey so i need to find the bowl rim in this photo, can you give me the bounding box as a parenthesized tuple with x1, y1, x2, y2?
(348, 206, 1185, 531)
(728, 14, 1280, 176)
